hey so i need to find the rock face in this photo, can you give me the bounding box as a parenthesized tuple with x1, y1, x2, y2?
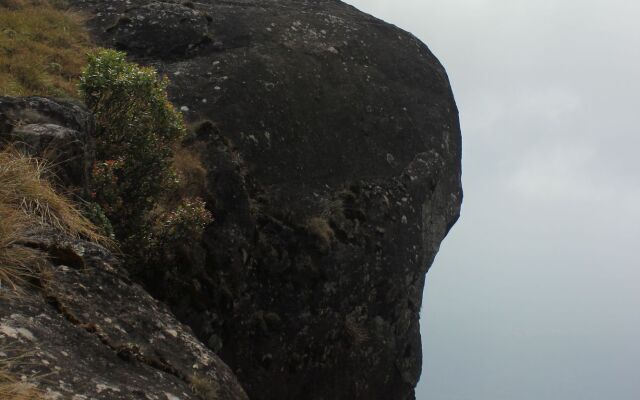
(0, 96, 94, 192)
(70, 1, 463, 399)
(0, 233, 248, 400)
(0, 97, 248, 400)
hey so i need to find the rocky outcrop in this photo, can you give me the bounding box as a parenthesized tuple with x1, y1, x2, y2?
(71, 1, 462, 399)
(0, 97, 248, 400)
(0, 232, 248, 400)
(0, 96, 94, 192)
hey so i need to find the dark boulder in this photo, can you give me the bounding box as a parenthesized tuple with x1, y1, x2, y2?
(70, 0, 463, 399)
(0, 232, 249, 400)
(108, 1, 214, 58)
(0, 96, 94, 192)
(0, 95, 249, 399)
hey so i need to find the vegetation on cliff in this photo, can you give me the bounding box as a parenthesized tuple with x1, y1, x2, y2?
(0, 148, 106, 399)
(0, 354, 42, 400)
(1, 0, 213, 273)
(0, 6, 211, 390)
(0, 149, 102, 289)
(80, 49, 213, 270)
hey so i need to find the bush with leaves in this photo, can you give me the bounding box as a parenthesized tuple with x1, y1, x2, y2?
(80, 49, 185, 226)
(80, 49, 212, 268)
(83, 201, 115, 240)
(157, 197, 213, 243)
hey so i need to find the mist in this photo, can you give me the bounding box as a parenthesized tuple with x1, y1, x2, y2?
(344, 1, 640, 398)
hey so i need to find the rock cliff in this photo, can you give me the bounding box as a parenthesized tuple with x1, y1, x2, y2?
(0, 232, 248, 400)
(0, 96, 249, 400)
(4, 0, 462, 398)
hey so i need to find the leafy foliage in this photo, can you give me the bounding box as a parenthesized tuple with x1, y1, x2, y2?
(83, 201, 115, 239)
(157, 197, 213, 243)
(80, 49, 212, 269)
(80, 49, 186, 224)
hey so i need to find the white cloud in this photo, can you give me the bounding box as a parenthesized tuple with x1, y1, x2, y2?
(508, 143, 596, 201)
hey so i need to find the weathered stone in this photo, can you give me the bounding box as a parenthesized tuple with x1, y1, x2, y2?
(0, 96, 94, 192)
(108, 1, 214, 58)
(68, 1, 463, 399)
(0, 234, 248, 400)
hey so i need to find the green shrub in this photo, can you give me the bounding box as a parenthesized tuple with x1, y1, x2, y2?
(83, 201, 115, 240)
(157, 197, 213, 243)
(80, 49, 212, 269)
(80, 49, 185, 226)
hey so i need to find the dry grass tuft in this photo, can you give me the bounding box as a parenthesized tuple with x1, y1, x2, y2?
(0, 351, 44, 399)
(0, 149, 105, 289)
(188, 374, 219, 400)
(0, 379, 42, 400)
(172, 146, 208, 199)
(0, 150, 102, 241)
(0, 203, 40, 289)
(345, 315, 369, 346)
(0, 0, 92, 97)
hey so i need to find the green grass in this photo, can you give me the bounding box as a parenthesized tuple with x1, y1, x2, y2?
(0, 0, 93, 97)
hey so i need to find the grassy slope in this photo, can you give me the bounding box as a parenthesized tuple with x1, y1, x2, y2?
(0, 3, 98, 396)
(0, 0, 93, 97)
(0, 0, 101, 288)
(0, 149, 105, 397)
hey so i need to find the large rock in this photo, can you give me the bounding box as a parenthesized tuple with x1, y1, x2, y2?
(1, 96, 248, 399)
(71, 0, 463, 399)
(0, 232, 248, 400)
(0, 96, 95, 192)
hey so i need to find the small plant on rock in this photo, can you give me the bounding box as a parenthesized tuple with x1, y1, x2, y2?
(80, 49, 186, 229)
(158, 197, 213, 243)
(80, 49, 212, 270)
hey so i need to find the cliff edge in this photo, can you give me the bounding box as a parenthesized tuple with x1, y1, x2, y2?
(2, 0, 462, 398)
(69, 0, 462, 398)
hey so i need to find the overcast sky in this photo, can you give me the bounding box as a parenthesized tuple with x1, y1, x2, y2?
(345, 1, 640, 399)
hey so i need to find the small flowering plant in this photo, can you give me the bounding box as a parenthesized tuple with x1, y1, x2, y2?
(159, 197, 214, 242)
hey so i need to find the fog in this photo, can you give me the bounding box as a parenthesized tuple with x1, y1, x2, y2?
(344, 1, 640, 398)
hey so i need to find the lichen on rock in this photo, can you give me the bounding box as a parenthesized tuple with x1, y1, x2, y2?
(0, 96, 248, 400)
(3, 0, 463, 398)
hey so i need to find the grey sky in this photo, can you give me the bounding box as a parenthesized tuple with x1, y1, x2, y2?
(345, 1, 640, 399)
